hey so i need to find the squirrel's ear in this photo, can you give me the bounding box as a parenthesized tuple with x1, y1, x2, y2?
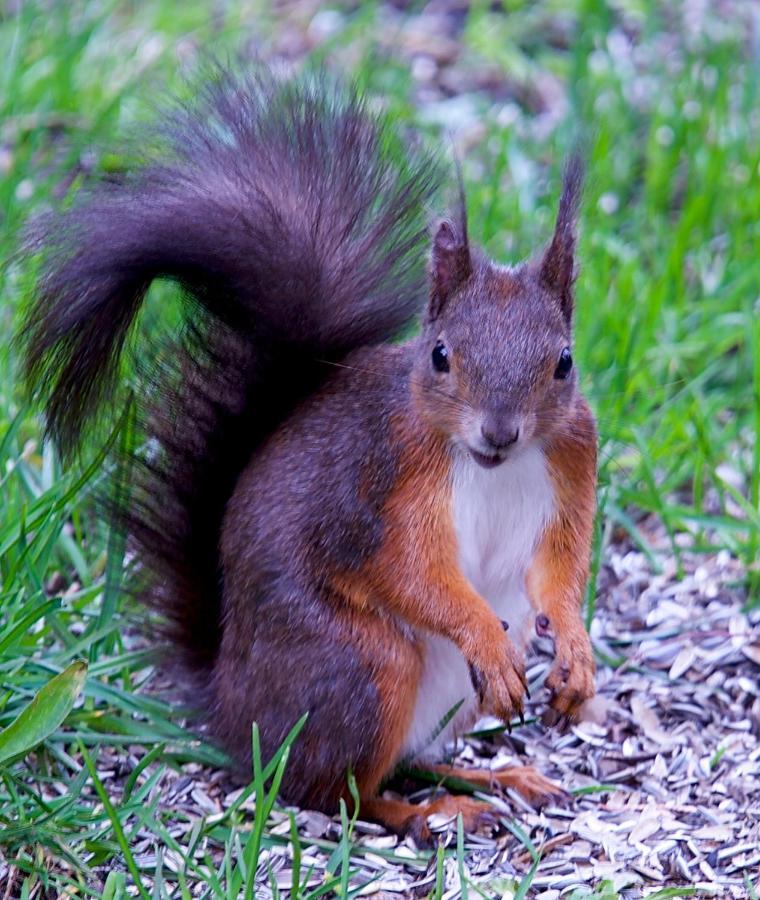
(429, 219, 471, 321)
(539, 155, 583, 323)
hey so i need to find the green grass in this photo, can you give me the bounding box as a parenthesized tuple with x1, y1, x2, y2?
(1, 0, 758, 895)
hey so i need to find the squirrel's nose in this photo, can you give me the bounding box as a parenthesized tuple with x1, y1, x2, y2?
(481, 420, 520, 452)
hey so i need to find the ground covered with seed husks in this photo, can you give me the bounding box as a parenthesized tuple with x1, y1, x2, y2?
(268, 532, 739, 898)
(48, 521, 757, 899)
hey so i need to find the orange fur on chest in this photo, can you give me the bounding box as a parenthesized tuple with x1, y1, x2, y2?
(329, 416, 448, 584)
(372, 426, 455, 608)
(331, 416, 467, 632)
(526, 400, 597, 630)
(324, 419, 462, 788)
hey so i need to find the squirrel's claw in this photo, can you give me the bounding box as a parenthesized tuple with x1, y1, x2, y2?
(467, 627, 527, 725)
(543, 632, 596, 727)
(468, 662, 486, 703)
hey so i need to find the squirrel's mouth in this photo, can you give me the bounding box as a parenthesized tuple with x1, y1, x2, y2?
(469, 448, 506, 469)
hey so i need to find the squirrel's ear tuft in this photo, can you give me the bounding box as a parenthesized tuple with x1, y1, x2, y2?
(429, 219, 471, 320)
(539, 155, 583, 322)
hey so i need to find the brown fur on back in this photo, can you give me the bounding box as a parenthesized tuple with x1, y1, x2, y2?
(216, 345, 424, 805)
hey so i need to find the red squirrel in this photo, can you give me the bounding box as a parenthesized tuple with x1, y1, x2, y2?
(22, 68, 597, 844)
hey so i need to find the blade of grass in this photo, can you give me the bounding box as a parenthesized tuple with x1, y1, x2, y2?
(0, 660, 87, 765)
(78, 740, 151, 900)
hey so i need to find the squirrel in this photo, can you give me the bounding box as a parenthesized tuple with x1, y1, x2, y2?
(21, 67, 597, 845)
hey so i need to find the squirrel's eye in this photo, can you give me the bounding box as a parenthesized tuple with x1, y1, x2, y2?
(432, 340, 450, 373)
(554, 347, 573, 380)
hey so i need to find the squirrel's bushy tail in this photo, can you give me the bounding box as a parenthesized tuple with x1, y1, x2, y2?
(21, 67, 440, 672)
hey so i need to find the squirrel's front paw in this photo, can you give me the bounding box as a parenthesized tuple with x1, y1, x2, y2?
(543, 627, 595, 727)
(467, 633, 527, 725)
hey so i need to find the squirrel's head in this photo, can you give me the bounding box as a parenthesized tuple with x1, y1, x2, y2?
(413, 158, 583, 469)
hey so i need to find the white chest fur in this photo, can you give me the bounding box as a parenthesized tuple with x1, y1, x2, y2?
(403, 444, 556, 761)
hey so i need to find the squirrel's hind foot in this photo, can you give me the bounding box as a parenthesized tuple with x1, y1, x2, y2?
(360, 794, 500, 848)
(421, 763, 569, 810)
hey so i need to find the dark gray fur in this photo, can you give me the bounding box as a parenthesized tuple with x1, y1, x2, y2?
(20, 68, 441, 684)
